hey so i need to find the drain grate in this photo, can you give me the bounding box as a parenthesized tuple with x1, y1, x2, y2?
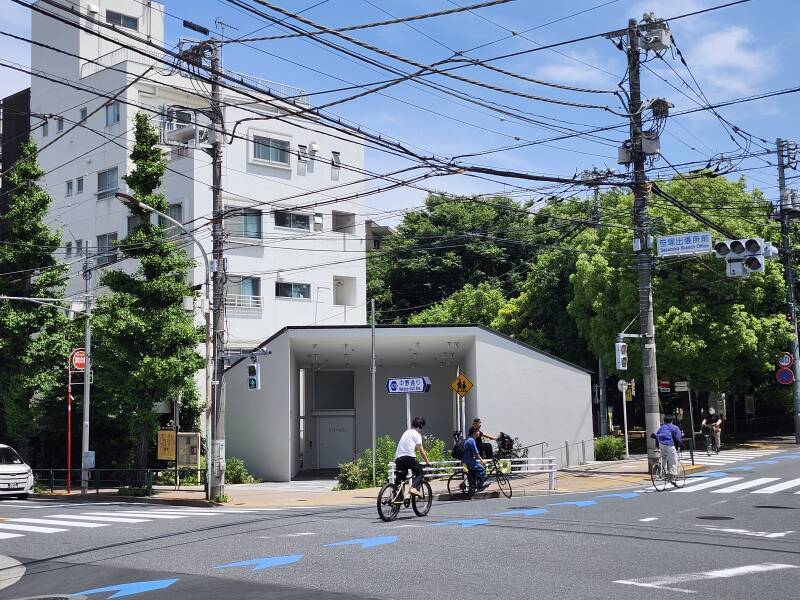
(754, 505, 798, 510)
(696, 516, 734, 521)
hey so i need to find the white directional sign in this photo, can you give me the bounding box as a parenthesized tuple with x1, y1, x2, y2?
(386, 377, 431, 394)
(657, 232, 712, 257)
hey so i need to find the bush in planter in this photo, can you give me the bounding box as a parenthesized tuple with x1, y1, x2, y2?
(225, 457, 258, 484)
(594, 435, 625, 461)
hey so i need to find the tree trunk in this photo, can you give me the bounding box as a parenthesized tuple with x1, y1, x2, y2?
(135, 420, 150, 486)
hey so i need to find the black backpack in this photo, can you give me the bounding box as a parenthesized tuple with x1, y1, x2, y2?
(451, 439, 466, 460)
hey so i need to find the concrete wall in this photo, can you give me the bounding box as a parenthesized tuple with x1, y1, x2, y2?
(473, 332, 594, 464)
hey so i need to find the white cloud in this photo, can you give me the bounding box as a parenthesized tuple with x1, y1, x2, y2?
(532, 51, 617, 89)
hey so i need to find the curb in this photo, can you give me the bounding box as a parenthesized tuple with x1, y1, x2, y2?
(31, 493, 217, 507)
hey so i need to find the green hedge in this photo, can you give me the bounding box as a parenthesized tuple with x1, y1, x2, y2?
(594, 435, 625, 461)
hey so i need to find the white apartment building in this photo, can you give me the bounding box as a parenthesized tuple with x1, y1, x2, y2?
(28, 0, 367, 354)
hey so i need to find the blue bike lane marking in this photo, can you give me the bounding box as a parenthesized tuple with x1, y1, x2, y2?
(325, 536, 398, 549)
(494, 508, 548, 517)
(596, 492, 640, 499)
(215, 555, 303, 571)
(548, 500, 597, 508)
(73, 578, 179, 598)
(429, 518, 489, 528)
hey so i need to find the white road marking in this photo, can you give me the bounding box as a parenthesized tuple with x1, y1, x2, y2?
(0, 555, 25, 591)
(673, 477, 742, 493)
(149, 510, 222, 516)
(0, 532, 24, 540)
(615, 562, 798, 593)
(752, 478, 800, 494)
(0, 523, 66, 533)
(9, 518, 108, 528)
(84, 512, 189, 519)
(697, 525, 795, 539)
(46, 514, 150, 523)
(638, 517, 659, 522)
(710, 478, 780, 493)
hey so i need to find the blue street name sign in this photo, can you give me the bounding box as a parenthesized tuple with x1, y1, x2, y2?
(385, 377, 431, 394)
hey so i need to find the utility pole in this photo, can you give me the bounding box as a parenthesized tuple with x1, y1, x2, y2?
(209, 41, 227, 500)
(777, 138, 800, 444)
(80, 245, 93, 494)
(626, 18, 661, 467)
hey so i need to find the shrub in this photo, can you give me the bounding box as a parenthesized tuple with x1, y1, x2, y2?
(225, 457, 257, 484)
(594, 435, 625, 461)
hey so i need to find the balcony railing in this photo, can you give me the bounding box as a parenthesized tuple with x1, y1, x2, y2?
(226, 294, 263, 310)
(80, 47, 164, 78)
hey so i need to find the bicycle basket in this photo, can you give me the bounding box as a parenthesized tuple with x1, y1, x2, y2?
(498, 433, 515, 452)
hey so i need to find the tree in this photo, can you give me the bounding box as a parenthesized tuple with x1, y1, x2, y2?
(407, 282, 506, 326)
(0, 141, 75, 461)
(92, 113, 203, 473)
(368, 194, 537, 321)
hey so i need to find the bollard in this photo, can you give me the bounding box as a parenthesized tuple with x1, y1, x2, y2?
(50, 469, 54, 493)
(581, 440, 587, 465)
(564, 441, 570, 467)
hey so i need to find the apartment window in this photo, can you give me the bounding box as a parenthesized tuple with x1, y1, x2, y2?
(274, 210, 309, 231)
(65, 241, 72, 258)
(57, 117, 64, 132)
(253, 135, 290, 164)
(76, 176, 84, 194)
(333, 276, 357, 306)
(80, 108, 87, 122)
(42, 120, 48, 137)
(96, 232, 118, 266)
(230, 276, 261, 298)
(332, 210, 356, 235)
(275, 281, 311, 300)
(105, 102, 120, 126)
(76, 239, 83, 256)
(313, 213, 324, 232)
(65, 180, 73, 196)
(227, 208, 262, 239)
(106, 10, 138, 30)
(128, 214, 146, 234)
(97, 166, 118, 199)
(158, 203, 183, 238)
(331, 151, 341, 181)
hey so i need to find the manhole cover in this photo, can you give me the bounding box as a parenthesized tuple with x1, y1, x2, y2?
(754, 505, 798, 510)
(696, 516, 734, 521)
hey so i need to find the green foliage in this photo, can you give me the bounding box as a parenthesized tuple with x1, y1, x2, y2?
(93, 113, 203, 473)
(369, 194, 538, 322)
(594, 435, 625, 461)
(408, 282, 506, 326)
(0, 141, 76, 460)
(225, 457, 258, 484)
(335, 435, 396, 490)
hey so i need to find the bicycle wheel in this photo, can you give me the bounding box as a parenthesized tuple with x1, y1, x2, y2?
(377, 483, 401, 522)
(650, 461, 667, 492)
(705, 436, 712, 456)
(496, 472, 513, 498)
(673, 460, 686, 488)
(447, 470, 468, 500)
(412, 481, 433, 517)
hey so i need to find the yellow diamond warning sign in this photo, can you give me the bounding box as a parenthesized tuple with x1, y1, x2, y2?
(450, 373, 473, 397)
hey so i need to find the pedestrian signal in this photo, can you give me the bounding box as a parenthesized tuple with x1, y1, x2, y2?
(615, 342, 628, 371)
(247, 363, 261, 391)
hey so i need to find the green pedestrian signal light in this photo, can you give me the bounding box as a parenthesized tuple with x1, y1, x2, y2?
(247, 363, 261, 391)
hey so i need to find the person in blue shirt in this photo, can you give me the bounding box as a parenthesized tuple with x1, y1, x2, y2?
(462, 426, 489, 495)
(654, 415, 683, 486)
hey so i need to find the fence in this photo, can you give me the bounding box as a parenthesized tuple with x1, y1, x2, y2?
(388, 457, 557, 491)
(544, 438, 595, 468)
(32, 468, 204, 495)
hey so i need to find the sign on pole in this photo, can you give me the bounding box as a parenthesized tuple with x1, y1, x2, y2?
(450, 373, 473, 397)
(157, 429, 177, 461)
(177, 432, 201, 468)
(658, 379, 671, 393)
(70, 349, 86, 371)
(776, 367, 795, 385)
(656, 232, 712, 257)
(674, 381, 689, 392)
(778, 352, 793, 368)
(385, 377, 431, 394)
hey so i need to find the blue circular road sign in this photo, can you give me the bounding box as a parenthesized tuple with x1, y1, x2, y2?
(776, 367, 794, 385)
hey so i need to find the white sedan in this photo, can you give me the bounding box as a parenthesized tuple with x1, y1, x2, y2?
(0, 444, 34, 499)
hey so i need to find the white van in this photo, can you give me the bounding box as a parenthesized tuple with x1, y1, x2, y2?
(0, 444, 34, 499)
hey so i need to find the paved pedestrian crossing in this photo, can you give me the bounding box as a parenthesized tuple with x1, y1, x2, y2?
(686, 448, 783, 466)
(0, 506, 281, 541)
(643, 475, 800, 495)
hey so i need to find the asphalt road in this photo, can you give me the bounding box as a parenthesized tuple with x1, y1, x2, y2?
(1, 447, 799, 600)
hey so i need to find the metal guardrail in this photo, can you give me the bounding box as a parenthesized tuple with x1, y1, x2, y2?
(31, 468, 204, 495)
(388, 457, 558, 491)
(226, 294, 264, 309)
(544, 438, 595, 468)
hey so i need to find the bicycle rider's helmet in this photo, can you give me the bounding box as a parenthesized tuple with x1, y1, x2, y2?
(412, 416, 426, 429)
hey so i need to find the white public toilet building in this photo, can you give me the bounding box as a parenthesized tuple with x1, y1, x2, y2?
(226, 325, 594, 482)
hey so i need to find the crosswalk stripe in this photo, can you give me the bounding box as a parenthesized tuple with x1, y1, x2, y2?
(752, 478, 800, 494)
(84, 512, 188, 520)
(0, 523, 66, 533)
(46, 514, 149, 523)
(9, 518, 109, 528)
(150, 510, 221, 516)
(0, 532, 24, 539)
(710, 478, 780, 494)
(673, 477, 742, 493)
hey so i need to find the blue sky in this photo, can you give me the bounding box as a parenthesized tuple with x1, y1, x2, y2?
(2, 0, 799, 222)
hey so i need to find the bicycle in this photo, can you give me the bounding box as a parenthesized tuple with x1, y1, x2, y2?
(650, 448, 686, 492)
(447, 457, 512, 500)
(702, 426, 719, 456)
(376, 469, 433, 522)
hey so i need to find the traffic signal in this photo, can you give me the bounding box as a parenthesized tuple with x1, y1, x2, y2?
(713, 238, 777, 277)
(247, 363, 261, 390)
(615, 342, 628, 370)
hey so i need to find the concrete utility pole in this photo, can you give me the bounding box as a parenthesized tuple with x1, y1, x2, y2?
(626, 19, 661, 466)
(209, 41, 227, 500)
(80, 245, 93, 494)
(777, 138, 800, 444)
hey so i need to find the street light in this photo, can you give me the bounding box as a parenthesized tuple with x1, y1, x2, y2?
(115, 192, 214, 498)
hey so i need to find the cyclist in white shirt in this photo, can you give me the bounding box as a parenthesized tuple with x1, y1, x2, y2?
(393, 417, 431, 496)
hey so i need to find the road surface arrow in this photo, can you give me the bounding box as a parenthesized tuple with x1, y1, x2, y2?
(495, 508, 548, 517)
(215, 554, 303, 571)
(325, 536, 397, 549)
(74, 578, 179, 598)
(597, 492, 640, 500)
(549, 500, 597, 508)
(430, 518, 488, 528)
